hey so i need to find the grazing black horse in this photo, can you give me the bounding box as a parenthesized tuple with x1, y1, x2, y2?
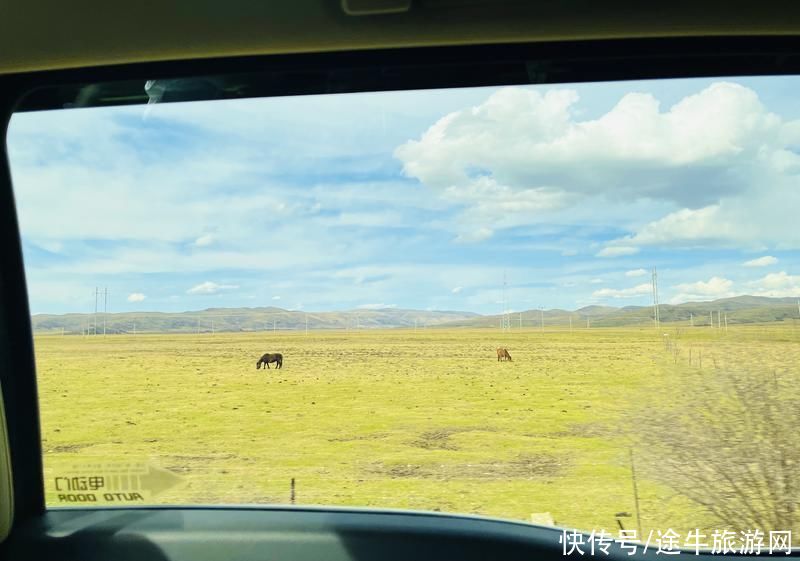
(256, 353, 283, 369)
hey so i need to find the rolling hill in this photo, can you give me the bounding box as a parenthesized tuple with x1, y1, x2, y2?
(31, 296, 800, 334)
(31, 307, 480, 335)
(445, 296, 800, 329)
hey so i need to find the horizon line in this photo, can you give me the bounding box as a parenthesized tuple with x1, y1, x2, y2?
(29, 293, 799, 318)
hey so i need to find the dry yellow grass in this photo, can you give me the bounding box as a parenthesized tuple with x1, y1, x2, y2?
(34, 324, 798, 533)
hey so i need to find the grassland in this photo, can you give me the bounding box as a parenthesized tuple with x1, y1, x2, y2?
(35, 323, 800, 534)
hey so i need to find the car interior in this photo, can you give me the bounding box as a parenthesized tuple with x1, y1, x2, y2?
(2, 1, 800, 559)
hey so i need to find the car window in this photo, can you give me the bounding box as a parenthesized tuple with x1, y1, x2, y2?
(7, 75, 800, 549)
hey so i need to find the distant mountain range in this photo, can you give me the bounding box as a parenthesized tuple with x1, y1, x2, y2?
(31, 296, 800, 334)
(445, 295, 800, 328)
(31, 307, 480, 334)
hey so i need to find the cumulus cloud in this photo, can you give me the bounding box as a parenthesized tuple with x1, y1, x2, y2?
(272, 295, 281, 300)
(670, 276, 736, 303)
(597, 246, 639, 258)
(593, 283, 652, 299)
(743, 255, 778, 267)
(451, 286, 463, 294)
(357, 303, 397, 310)
(397, 82, 800, 248)
(127, 293, 146, 302)
(187, 281, 239, 295)
(625, 269, 648, 277)
(396, 83, 779, 202)
(747, 271, 800, 297)
(618, 205, 739, 247)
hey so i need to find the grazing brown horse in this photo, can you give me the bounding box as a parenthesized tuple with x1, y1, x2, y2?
(496, 348, 512, 362)
(256, 353, 283, 369)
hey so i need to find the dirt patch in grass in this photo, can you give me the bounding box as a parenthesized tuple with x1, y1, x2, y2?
(48, 443, 93, 453)
(328, 432, 389, 443)
(164, 453, 238, 474)
(367, 453, 564, 480)
(409, 426, 497, 451)
(166, 453, 237, 462)
(561, 422, 617, 439)
(449, 454, 564, 479)
(527, 422, 616, 440)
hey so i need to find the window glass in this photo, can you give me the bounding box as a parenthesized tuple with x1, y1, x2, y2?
(8, 76, 800, 544)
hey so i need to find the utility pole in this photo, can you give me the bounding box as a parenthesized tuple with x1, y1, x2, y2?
(273, 319, 276, 332)
(709, 311, 713, 327)
(724, 313, 728, 333)
(103, 287, 108, 336)
(133, 321, 136, 336)
(690, 313, 693, 327)
(630, 448, 643, 538)
(93, 286, 99, 335)
(502, 271, 507, 332)
(652, 268, 660, 329)
(519, 312, 522, 329)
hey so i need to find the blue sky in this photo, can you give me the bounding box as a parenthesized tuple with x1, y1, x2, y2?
(7, 76, 800, 315)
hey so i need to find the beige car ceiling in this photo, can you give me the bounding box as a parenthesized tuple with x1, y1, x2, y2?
(2, 0, 800, 75)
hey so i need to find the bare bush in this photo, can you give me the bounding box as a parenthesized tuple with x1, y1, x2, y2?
(634, 365, 800, 534)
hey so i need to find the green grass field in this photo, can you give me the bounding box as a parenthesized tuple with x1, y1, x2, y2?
(34, 324, 800, 533)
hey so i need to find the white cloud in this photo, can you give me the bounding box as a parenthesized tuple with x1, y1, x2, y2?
(396, 82, 781, 201)
(272, 295, 281, 300)
(619, 205, 736, 247)
(357, 303, 397, 310)
(127, 292, 146, 302)
(396, 82, 800, 248)
(597, 246, 639, 258)
(747, 271, 800, 297)
(187, 281, 239, 295)
(454, 227, 493, 244)
(625, 269, 648, 277)
(194, 234, 215, 247)
(743, 255, 778, 267)
(442, 177, 569, 229)
(590, 278, 604, 284)
(670, 276, 736, 303)
(593, 283, 652, 299)
(451, 286, 463, 294)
